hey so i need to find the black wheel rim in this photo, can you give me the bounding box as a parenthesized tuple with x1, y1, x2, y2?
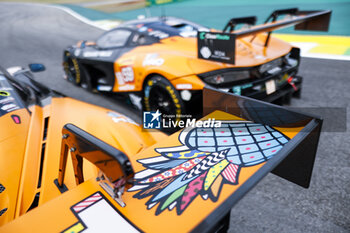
(148, 85, 177, 115)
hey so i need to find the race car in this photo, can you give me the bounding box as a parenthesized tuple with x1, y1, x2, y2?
(63, 8, 330, 117)
(0, 65, 322, 232)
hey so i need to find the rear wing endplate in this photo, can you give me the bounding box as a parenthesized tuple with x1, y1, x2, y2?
(193, 87, 323, 232)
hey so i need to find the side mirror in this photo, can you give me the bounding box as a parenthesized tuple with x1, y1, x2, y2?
(28, 63, 46, 72)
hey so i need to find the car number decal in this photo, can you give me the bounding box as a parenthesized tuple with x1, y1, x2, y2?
(116, 66, 134, 85)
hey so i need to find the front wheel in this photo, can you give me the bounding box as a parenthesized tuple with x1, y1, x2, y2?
(63, 51, 81, 86)
(143, 75, 185, 119)
(63, 51, 92, 91)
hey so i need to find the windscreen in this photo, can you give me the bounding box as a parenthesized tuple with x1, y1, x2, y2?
(97, 29, 132, 49)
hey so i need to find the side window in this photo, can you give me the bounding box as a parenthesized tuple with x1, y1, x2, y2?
(130, 33, 157, 46)
(96, 30, 132, 49)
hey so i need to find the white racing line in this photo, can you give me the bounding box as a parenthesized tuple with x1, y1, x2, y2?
(1, 2, 111, 31)
(51, 4, 121, 30)
(290, 42, 350, 61)
(303, 53, 350, 61)
(54, 5, 113, 31)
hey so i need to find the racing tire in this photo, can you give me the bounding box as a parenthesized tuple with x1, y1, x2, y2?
(63, 51, 81, 86)
(143, 75, 185, 120)
(63, 51, 93, 91)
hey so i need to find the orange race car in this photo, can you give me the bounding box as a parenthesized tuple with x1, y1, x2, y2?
(63, 8, 330, 117)
(0, 65, 322, 232)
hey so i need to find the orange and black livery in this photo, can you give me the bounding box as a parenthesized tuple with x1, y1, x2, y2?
(0, 64, 323, 232)
(63, 8, 330, 116)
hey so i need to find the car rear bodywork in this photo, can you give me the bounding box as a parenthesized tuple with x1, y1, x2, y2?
(0, 67, 323, 232)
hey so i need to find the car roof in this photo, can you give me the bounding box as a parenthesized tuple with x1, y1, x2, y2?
(117, 16, 209, 38)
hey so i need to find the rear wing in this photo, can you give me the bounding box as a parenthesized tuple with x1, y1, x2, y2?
(197, 8, 331, 64)
(1, 88, 322, 233)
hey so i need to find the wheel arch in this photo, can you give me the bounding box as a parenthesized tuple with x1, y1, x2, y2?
(142, 73, 186, 117)
(63, 49, 83, 85)
(142, 72, 165, 89)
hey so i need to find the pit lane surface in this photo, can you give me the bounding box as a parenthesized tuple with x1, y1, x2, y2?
(0, 3, 349, 233)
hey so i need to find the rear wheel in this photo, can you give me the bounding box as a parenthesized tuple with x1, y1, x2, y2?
(143, 75, 185, 119)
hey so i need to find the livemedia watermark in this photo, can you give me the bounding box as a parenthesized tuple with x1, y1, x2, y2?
(143, 110, 221, 129)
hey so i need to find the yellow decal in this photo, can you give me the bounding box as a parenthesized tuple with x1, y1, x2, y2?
(0, 91, 10, 96)
(204, 159, 229, 190)
(62, 222, 85, 233)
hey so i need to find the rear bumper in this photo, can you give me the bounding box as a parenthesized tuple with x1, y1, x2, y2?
(262, 76, 303, 102)
(250, 75, 302, 103)
(216, 67, 302, 104)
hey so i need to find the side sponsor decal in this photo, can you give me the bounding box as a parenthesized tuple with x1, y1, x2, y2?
(118, 84, 136, 91)
(176, 84, 192, 90)
(0, 96, 15, 105)
(63, 192, 140, 233)
(142, 54, 164, 67)
(0, 89, 21, 117)
(83, 51, 113, 58)
(1, 103, 19, 112)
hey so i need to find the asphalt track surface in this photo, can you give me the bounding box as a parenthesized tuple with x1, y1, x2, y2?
(0, 3, 349, 233)
(0, 2, 140, 122)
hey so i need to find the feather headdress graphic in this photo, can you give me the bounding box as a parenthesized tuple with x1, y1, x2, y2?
(129, 121, 289, 215)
